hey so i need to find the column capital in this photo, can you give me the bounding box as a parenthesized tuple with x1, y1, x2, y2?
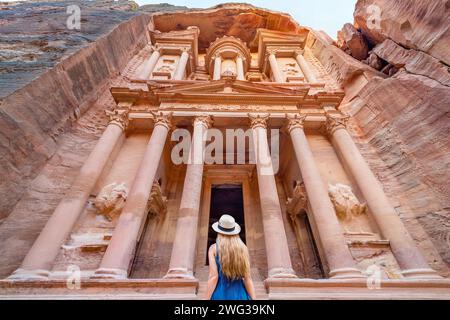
(325, 113, 350, 136)
(212, 53, 222, 60)
(151, 44, 161, 53)
(180, 47, 191, 54)
(248, 113, 270, 130)
(106, 109, 129, 131)
(193, 115, 213, 129)
(151, 111, 173, 130)
(266, 48, 278, 57)
(294, 49, 304, 57)
(286, 113, 307, 133)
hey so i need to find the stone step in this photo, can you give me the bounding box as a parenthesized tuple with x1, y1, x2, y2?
(196, 281, 268, 300)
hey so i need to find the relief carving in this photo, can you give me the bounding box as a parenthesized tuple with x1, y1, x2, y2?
(328, 183, 367, 221)
(94, 181, 168, 220)
(286, 181, 307, 220)
(94, 182, 128, 221)
(147, 181, 168, 217)
(282, 62, 301, 76)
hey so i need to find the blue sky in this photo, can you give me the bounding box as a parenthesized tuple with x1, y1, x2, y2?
(136, 0, 357, 38)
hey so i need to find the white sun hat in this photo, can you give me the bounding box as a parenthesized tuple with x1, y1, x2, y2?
(212, 214, 241, 235)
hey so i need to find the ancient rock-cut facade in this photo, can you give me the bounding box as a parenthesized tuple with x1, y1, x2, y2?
(0, 2, 449, 299)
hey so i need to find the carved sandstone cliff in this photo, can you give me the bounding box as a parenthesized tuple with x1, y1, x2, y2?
(0, 1, 191, 222)
(338, 0, 450, 273)
(0, 1, 448, 279)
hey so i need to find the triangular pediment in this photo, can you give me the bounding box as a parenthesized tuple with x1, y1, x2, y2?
(150, 79, 309, 96)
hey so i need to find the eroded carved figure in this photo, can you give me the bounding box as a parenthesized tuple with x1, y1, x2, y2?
(328, 183, 367, 221)
(94, 182, 128, 221)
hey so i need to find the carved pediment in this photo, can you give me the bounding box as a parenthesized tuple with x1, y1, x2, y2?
(151, 79, 310, 96)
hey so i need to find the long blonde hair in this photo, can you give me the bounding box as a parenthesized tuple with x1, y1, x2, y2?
(217, 233, 250, 280)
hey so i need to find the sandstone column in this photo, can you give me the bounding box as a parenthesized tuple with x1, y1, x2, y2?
(173, 49, 190, 80)
(236, 56, 245, 81)
(213, 55, 222, 80)
(267, 50, 284, 83)
(325, 114, 441, 279)
(249, 114, 296, 278)
(295, 50, 317, 83)
(9, 109, 128, 280)
(287, 114, 363, 279)
(93, 112, 172, 279)
(136, 47, 161, 80)
(165, 115, 213, 279)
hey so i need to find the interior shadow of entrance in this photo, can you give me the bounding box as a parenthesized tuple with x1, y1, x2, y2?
(206, 184, 246, 265)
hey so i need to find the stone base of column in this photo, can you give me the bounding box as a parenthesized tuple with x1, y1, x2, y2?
(164, 268, 196, 280)
(268, 267, 298, 279)
(91, 268, 128, 280)
(8, 268, 50, 280)
(329, 268, 365, 279)
(401, 268, 442, 279)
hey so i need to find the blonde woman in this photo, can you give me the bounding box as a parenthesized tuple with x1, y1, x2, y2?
(205, 214, 256, 300)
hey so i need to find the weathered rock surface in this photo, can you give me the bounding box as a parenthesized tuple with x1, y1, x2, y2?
(372, 39, 450, 86)
(338, 0, 450, 274)
(354, 0, 450, 65)
(0, 0, 448, 280)
(337, 23, 369, 60)
(0, 1, 193, 223)
(0, 0, 188, 99)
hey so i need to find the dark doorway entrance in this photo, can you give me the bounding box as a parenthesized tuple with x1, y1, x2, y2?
(206, 184, 246, 265)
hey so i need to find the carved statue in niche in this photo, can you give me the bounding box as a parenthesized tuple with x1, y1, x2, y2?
(328, 183, 367, 221)
(147, 181, 168, 217)
(94, 181, 168, 221)
(282, 62, 301, 76)
(286, 181, 307, 219)
(156, 65, 174, 73)
(94, 182, 128, 221)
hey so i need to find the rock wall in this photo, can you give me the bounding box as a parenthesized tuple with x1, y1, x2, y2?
(338, 0, 450, 274)
(0, 1, 191, 223)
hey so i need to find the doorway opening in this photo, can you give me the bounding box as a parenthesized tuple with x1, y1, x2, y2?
(206, 184, 246, 265)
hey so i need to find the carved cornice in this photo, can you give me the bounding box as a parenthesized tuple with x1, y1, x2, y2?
(325, 113, 350, 136)
(248, 113, 270, 130)
(193, 115, 213, 129)
(285, 113, 307, 133)
(151, 111, 173, 130)
(106, 109, 129, 131)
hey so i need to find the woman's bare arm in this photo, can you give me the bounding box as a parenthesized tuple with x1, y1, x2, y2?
(204, 244, 219, 300)
(243, 273, 256, 300)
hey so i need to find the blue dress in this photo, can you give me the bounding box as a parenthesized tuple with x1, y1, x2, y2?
(211, 243, 251, 300)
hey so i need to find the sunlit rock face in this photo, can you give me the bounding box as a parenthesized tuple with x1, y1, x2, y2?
(338, 0, 450, 272)
(0, 1, 190, 222)
(0, 0, 448, 294)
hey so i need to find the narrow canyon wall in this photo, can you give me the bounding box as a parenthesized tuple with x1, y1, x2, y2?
(0, 3, 151, 222)
(338, 0, 450, 274)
